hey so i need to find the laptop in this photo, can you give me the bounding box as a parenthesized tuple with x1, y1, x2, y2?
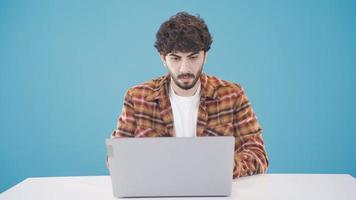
(106, 136, 234, 198)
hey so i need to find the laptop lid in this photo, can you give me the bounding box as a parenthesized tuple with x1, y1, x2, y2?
(106, 136, 234, 198)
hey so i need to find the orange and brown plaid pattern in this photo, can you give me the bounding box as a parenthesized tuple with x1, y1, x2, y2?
(112, 73, 269, 179)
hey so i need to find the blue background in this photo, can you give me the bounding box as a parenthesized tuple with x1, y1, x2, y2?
(1, 0, 355, 193)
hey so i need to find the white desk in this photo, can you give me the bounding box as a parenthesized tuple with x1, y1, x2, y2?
(1, 174, 355, 200)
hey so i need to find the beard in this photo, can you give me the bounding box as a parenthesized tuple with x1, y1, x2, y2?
(170, 66, 203, 90)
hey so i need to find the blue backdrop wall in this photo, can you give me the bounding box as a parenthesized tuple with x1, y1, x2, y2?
(1, 0, 355, 192)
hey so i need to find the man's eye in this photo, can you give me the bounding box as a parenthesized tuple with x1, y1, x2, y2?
(171, 57, 179, 61)
(190, 56, 198, 59)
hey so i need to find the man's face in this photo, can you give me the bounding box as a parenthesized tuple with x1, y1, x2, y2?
(161, 50, 207, 90)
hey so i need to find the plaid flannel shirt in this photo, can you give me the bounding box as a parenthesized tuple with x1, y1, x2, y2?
(112, 73, 269, 178)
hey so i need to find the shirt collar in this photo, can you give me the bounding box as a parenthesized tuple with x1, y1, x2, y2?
(145, 73, 219, 102)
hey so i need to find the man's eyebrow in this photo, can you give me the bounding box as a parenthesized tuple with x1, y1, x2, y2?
(168, 51, 199, 57)
(188, 51, 200, 57)
(168, 53, 180, 57)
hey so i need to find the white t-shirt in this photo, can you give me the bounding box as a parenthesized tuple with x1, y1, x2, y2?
(169, 83, 201, 137)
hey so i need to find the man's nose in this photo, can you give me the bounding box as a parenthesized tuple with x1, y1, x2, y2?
(179, 59, 190, 73)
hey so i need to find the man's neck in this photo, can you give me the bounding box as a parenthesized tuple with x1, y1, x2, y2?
(170, 78, 201, 97)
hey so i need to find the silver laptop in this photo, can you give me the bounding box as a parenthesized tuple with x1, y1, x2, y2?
(106, 136, 234, 198)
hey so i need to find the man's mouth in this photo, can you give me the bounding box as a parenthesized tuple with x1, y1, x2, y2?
(178, 74, 195, 82)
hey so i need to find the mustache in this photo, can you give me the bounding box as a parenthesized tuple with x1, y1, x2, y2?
(177, 73, 195, 79)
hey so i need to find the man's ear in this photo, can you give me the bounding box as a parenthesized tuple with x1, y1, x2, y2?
(159, 54, 167, 67)
(203, 51, 208, 65)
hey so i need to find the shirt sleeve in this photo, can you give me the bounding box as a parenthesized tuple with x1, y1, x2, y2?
(111, 89, 136, 138)
(232, 85, 269, 178)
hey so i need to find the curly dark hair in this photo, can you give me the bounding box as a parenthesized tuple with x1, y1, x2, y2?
(154, 12, 213, 56)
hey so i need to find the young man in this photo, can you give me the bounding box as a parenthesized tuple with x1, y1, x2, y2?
(111, 12, 268, 178)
